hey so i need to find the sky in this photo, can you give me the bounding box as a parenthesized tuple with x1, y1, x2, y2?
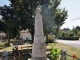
(59, 0, 80, 29)
(0, 0, 80, 29)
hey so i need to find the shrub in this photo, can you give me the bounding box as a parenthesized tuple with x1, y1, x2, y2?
(48, 35, 55, 43)
(0, 41, 4, 47)
(10, 43, 13, 46)
(25, 37, 30, 44)
(78, 34, 80, 36)
(69, 33, 74, 36)
(26, 41, 30, 44)
(48, 44, 60, 60)
(4, 40, 8, 46)
(59, 36, 80, 40)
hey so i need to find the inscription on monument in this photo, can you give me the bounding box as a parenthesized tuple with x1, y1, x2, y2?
(32, 43, 46, 57)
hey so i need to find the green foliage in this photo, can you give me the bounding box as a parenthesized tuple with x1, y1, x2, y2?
(25, 37, 30, 44)
(41, 0, 68, 36)
(68, 33, 74, 36)
(8, 0, 51, 42)
(61, 32, 66, 37)
(41, 0, 68, 41)
(72, 29, 79, 36)
(50, 44, 60, 60)
(26, 41, 30, 44)
(0, 5, 20, 46)
(58, 31, 80, 40)
(4, 40, 8, 46)
(44, 39, 46, 43)
(0, 20, 5, 32)
(59, 32, 68, 38)
(0, 41, 4, 47)
(75, 26, 80, 31)
(78, 33, 80, 36)
(48, 35, 55, 43)
(54, 8, 68, 38)
(0, 0, 68, 44)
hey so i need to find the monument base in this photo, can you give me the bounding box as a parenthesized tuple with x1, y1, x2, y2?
(32, 43, 46, 57)
(31, 57, 47, 60)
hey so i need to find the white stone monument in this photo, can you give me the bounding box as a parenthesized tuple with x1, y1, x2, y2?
(32, 8, 47, 60)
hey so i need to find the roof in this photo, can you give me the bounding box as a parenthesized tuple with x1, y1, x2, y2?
(20, 29, 30, 33)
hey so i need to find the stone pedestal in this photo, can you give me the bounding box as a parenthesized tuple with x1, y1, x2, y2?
(32, 43, 47, 60)
(32, 8, 47, 60)
(32, 43, 46, 57)
(32, 57, 47, 60)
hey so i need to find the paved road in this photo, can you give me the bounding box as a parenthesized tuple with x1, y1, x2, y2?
(56, 39, 80, 49)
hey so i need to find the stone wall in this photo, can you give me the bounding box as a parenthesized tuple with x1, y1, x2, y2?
(10, 40, 24, 45)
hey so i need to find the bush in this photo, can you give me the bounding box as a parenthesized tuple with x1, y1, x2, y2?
(26, 41, 30, 44)
(47, 44, 60, 60)
(4, 40, 8, 46)
(78, 34, 80, 36)
(0, 41, 4, 47)
(59, 36, 80, 40)
(10, 43, 13, 46)
(48, 35, 55, 43)
(69, 33, 74, 36)
(25, 37, 30, 44)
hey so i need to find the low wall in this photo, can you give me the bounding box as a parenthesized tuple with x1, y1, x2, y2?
(10, 40, 24, 45)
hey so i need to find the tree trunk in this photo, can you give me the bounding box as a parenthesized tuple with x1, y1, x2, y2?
(45, 34, 48, 44)
(29, 28, 34, 44)
(56, 26, 59, 39)
(8, 34, 10, 46)
(31, 34, 34, 43)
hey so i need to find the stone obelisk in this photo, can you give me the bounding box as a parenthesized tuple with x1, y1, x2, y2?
(32, 8, 47, 60)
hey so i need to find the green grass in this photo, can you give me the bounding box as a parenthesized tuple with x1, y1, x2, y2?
(48, 43, 80, 60)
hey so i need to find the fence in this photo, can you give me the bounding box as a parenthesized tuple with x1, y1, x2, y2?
(61, 49, 80, 60)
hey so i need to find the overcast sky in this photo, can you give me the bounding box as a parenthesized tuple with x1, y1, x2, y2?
(0, 0, 80, 29)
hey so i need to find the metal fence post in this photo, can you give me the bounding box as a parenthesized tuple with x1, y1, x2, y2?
(60, 49, 67, 60)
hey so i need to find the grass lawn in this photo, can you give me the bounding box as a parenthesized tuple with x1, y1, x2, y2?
(49, 42, 80, 60)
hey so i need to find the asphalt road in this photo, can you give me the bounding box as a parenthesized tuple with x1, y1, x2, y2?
(56, 39, 80, 49)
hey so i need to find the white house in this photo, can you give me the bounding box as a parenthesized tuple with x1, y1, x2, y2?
(0, 29, 32, 40)
(62, 28, 71, 33)
(20, 29, 32, 40)
(0, 32, 6, 37)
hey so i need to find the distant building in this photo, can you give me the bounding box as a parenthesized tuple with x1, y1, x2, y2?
(0, 29, 32, 40)
(62, 28, 71, 33)
(20, 29, 32, 40)
(0, 32, 6, 37)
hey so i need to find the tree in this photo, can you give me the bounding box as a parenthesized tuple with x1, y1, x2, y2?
(0, 5, 19, 46)
(0, 19, 5, 32)
(9, 0, 67, 41)
(41, 0, 62, 43)
(76, 26, 80, 31)
(41, 0, 68, 42)
(0, 0, 51, 44)
(53, 8, 68, 38)
(9, 0, 51, 43)
(72, 28, 79, 36)
(41, 0, 52, 43)
(0, 0, 68, 45)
